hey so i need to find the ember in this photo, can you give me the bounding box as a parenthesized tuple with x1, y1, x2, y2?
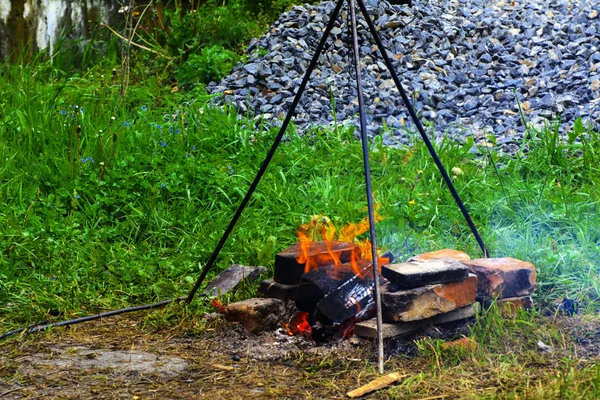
(211, 298, 227, 314)
(285, 311, 312, 336)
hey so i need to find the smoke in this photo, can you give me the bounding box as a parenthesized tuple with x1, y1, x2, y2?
(488, 203, 600, 307)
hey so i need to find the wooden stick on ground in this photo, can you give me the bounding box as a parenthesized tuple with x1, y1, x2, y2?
(347, 372, 406, 398)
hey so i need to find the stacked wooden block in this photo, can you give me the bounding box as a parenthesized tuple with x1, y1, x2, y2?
(463, 257, 536, 314)
(356, 250, 537, 339)
(355, 250, 477, 339)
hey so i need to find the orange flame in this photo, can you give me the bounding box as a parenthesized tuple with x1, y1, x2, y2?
(285, 311, 312, 336)
(296, 214, 389, 278)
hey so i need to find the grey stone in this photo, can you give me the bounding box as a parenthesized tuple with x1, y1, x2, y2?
(205, 0, 597, 154)
(244, 63, 259, 75)
(204, 264, 268, 297)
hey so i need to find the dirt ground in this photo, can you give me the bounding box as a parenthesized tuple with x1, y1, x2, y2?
(0, 312, 377, 400)
(1, 311, 599, 399)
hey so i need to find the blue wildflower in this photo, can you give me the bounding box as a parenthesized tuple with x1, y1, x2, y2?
(169, 129, 173, 133)
(176, 129, 180, 134)
(61, 109, 66, 115)
(157, 125, 162, 129)
(142, 105, 147, 111)
(228, 166, 235, 176)
(80, 107, 84, 114)
(74, 194, 80, 199)
(193, 146, 197, 151)
(161, 183, 166, 188)
(123, 121, 130, 127)
(160, 141, 166, 147)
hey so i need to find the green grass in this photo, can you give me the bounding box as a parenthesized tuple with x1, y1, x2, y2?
(1, 17, 600, 397)
(1, 51, 600, 330)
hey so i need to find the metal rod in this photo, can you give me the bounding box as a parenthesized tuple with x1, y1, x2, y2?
(355, 0, 489, 258)
(0, 298, 184, 340)
(348, 0, 384, 374)
(185, 0, 347, 303)
(186, 0, 344, 303)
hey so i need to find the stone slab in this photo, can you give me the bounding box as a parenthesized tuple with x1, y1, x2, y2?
(258, 279, 298, 301)
(464, 257, 536, 299)
(355, 304, 478, 339)
(225, 298, 284, 333)
(482, 295, 534, 315)
(408, 249, 471, 262)
(382, 258, 469, 289)
(382, 274, 477, 322)
(204, 264, 268, 297)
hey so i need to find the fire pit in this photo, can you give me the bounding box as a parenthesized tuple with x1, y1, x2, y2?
(224, 232, 537, 345)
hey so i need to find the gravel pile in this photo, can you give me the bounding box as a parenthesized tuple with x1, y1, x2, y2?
(207, 0, 600, 152)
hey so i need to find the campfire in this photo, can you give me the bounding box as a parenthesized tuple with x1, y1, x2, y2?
(276, 215, 388, 332)
(224, 215, 538, 344)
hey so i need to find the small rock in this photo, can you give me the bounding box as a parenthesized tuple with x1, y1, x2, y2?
(557, 294, 579, 315)
(225, 298, 285, 333)
(384, 21, 403, 29)
(537, 340, 555, 354)
(463, 97, 479, 111)
(244, 63, 259, 75)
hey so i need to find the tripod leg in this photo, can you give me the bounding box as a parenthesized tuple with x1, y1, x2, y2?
(355, 0, 489, 258)
(348, 0, 385, 374)
(185, 0, 346, 303)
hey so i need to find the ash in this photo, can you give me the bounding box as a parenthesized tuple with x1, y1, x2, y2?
(203, 314, 363, 362)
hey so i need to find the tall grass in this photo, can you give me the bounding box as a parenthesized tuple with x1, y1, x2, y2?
(1, 38, 599, 330)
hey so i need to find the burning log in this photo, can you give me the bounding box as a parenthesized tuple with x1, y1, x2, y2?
(258, 279, 299, 301)
(274, 241, 359, 285)
(296, 260, 376, 324)
(285, 311, 312, 336)
(408, 248, 471, 263)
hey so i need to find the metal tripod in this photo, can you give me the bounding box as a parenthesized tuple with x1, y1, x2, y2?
(186, 0, 489, 374)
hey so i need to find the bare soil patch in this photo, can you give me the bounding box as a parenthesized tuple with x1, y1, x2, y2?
(1, 312, 599, 399)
